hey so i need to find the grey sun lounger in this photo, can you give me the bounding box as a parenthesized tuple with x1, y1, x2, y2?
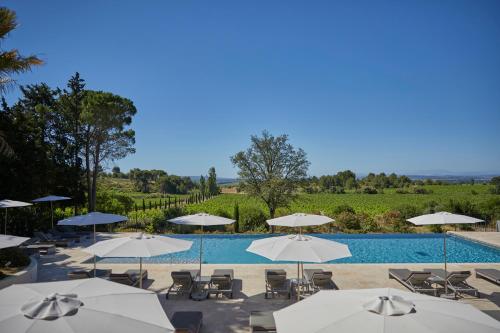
(265, 269, 291, 299)
(208, 269, 234, 299)
(109, 269, 148, 287)
(250, 311, 276, 332)
(68, 268, 111, 279)
(304, 269, 338, 292)
(171, 311, 203, 333)
(388, 269, 437, 296)
(166, 270, 199, 299)
(425, 269, 479, 298)
(476, 269, 500, 285)
(33, 232, 73, 247)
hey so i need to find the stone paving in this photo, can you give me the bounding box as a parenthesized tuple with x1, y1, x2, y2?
(36, 233, 500, 332)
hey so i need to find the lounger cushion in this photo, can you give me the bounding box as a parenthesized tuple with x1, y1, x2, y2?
(172, 311, 202, 333)
(476, 269, 500, 284)
(250, 311, 276, 332)
(213, 269, 234, 279)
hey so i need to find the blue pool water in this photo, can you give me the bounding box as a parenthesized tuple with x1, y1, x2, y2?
(99, 233, 500, 264)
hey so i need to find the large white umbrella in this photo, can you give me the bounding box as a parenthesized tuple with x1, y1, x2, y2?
(267, 213, 333, 230)
(407, 212, 483, 294)
(33, 195, 71, 229)
(273, 288, 500, 333)
(0, 234, 29, 249)
(168, 213, 235, 279)
(0, 199, 32, 235)
(83, 233, 193, 288)
(58, 212, 127, 275)
(0, 277, 175, 333)
(247, 234, 351, 300)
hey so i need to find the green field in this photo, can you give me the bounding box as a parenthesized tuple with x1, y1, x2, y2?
(186, 184, 498, 218)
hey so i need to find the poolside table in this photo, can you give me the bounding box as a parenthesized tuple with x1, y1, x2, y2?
(191, 276, 211, 301)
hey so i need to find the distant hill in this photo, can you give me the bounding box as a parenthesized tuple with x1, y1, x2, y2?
(189, 176, 239, 185)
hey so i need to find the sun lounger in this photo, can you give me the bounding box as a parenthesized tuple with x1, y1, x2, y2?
(109, 269, 148, 286)
(167, 271, 197, 299)
(48, 229, 84, 242)
(304, 269, 338, 292)
(171, 311, 203, 333)
(250, 311, 276, 332)
(425, 269, 479, 298)
(476, 269, 500, 285)
(265, 269, 291, 299)
(208, 269, 234, 299)
(388, 269, 437, 296)
(33, 232, 73, 247)
(68, 268, 111, 279)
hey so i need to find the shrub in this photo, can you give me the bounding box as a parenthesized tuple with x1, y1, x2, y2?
(0, 247, 30, 268)
(359, 213, 379, 233)
(395, 188, 409, 194)
(362, 187, 378, 194)
(333, 204, 355, 215)
(336, 212, 361, 230)
(395, 204, 420, 220)
(376, 211, 412, 233)
(413, 187, 432, 194)
(429, 224, 443, 233)
(239, 208, 267, 232)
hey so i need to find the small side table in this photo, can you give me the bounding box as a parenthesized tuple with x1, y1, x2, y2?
(191, 276, 211, 301)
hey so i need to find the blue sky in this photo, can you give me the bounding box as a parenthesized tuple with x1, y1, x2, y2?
(3, 0, 500, 177)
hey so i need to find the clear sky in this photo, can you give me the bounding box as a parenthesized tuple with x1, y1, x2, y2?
(3, 0, 500, 177)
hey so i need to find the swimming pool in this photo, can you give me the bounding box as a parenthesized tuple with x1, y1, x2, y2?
(98, 233, 500, 264)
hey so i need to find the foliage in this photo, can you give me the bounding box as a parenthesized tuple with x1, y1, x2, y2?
(238, 207, 268, 232)
(336, 211, 361, 230)
(233, 203, 239, 233)
(207, 167, 219, 195)
(231, 130, 310, 219)
(0, 247, 30, 267)
(376, 211, 413, 233)
(0, 7, 43, 95)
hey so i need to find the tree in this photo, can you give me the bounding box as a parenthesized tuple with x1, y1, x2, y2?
(231, 131, 310, 227)
(81, 91, 136, 211)
(207, 167, 218, 195)
(199, 175, 206, 196)
(112, 166, 121, 177)
(0, 7, 43, 95)
(233, 203, 240, 233)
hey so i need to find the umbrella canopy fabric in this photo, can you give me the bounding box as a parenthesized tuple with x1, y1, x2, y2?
(246, 234, 351, 263)
(407, 212, 484, 225)
(267, 213, 333, 228)
(1, 200, 32, 235)
(83, 233, 193, 258)
(0, 277, 175, 333)
(0, 234, 30, 249)
(273, 288, 500, 333)
(168, 213, 235, 226)
(0, 200, 32, 208)
(58, 212, 127, 226)
(32, 195, 71, 203)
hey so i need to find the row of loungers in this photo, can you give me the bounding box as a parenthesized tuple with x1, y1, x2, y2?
(68, 268, 148, 287)
(389, 268, 480, 298)
(166, 269, 235, 299)
(265, 268, 338, 299)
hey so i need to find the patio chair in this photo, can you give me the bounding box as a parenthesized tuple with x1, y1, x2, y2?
(265, 269, 291, 299)
(388, 269, 438, 296)
(171, 311, 203, 333)
(68, 268, 111, 280)
(250, 311, 276, 332)
(208, 269, 234, 299)
(304, 269, 338, 292)
(109, 269, 148, 287)
(476, 269, 500, 285)
(446, 271, 479, 297)
(166, 271, 196, 299)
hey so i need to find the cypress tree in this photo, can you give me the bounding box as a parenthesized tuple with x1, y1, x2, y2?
(233, 203, 240, 233)
(142, 198, 146, 211)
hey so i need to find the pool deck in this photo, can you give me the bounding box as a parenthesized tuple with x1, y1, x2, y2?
(36, 233, 500, 332)
(449, 231, 500, 248)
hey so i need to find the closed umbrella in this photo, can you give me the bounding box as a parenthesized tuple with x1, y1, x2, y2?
(0, 277, 175, 333)
(247, 234, 351, 300)
(407, 212, 483, 295)
(0, 199, 32, 235)
(58, 212, 127, 275)
(273, 288, 500, 333)
(0, 234, 29, 249)
(32, 195, 71, 229)
(168, 213, 235, 279)
(83, 233, 192, 288)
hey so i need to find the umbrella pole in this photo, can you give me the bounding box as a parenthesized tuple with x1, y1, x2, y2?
(444, 231, 448, 294)
(50, 201, 54, 229)
(297, 261, 300, 301)
(94, 223, 97, 277)
(139, 257, 143, 289)
(199, 225, 203, 282)
(4, 208, 7, 235)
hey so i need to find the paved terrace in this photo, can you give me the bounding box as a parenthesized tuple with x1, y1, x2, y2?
(37, 233, 500, 333)
(449, 231, 500, 248)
